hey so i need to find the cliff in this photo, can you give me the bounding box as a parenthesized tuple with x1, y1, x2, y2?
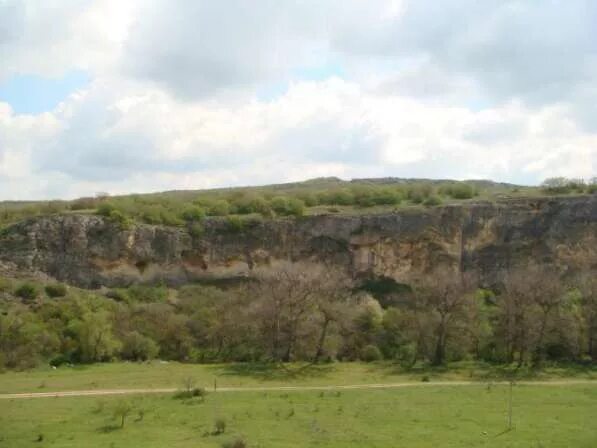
(0, 195, 595, 289)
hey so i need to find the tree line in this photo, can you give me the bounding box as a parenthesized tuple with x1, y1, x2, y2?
(1, 262, 596, 370)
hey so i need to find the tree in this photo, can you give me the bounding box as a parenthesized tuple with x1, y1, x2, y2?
(497, 265, 565, 365)
(120, 331, 159, 361)
(249, 262, 352, 362)
(413, 269, 473, 365)
(113, 401, 133, 428)
(71, 311, 121, 362)
(14, 283, 39, 302)
(578, 272, 597, 360)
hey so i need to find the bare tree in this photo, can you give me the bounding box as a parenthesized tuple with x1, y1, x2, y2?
(578, 272, 597, 360)
(413, 268, 473, 365)
(498, 265, 565, 366)
(249, 261, 352, 363)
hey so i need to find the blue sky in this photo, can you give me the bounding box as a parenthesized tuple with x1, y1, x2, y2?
(0, 0, 595, 200)
(0, 70, 89, 114)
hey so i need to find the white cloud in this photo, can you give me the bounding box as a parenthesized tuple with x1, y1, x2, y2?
(0, 0, 595, 200)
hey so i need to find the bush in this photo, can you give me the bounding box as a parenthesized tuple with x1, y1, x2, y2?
(109, 210, 132, 228)
(440, 183, 475, 199)
(125, 285, 168, 303)
(225, 216, 244, 233)
(214, 418, 227, 435)
(120, 331, 159, 361)
(222, 437, 247, 448)
(285, 198, 305, 217)
(397, 343, 417, 369)
(423, 195, 442, 206)
(96, 202, 120, 217)
(0, 276, 12, 293)
(189, 222, 204, 238)
(208, 200, 231, 216)
(45, 283, 67, 298)
(14, 283, 38, 301)
(181, 206, 205, 222)
(406, 184, 433, 203)
(360, 344, 383, 362)
(49, 354, 71, 367)
(173, 387, 207, 400)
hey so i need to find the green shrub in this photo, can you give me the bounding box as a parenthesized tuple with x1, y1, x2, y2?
(0, 276, 12, 293)
(208, 200, 231, 216)
(214, 418, 227, 435)
(181, 206, 205, 222)
(125, 285, 168, 303)
(109, 210, 132, 229)
(14, 283, 38, 301)
(286, 198, 305, 216)
(45, 283, 67, 298)
(189, 222, 204, 238)
(440, 183, 475, 199)
(407, 184, 433, 203)
(96, 202, 116, 217)
(360, 344, 383, 362)
(423, 195, 442, 206)
(221, 437, 247, 448)
(120, 331, 159, 361)
(225, 216, 244, 233)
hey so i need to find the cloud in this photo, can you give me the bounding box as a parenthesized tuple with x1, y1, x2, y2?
(0, 0, 595, 200)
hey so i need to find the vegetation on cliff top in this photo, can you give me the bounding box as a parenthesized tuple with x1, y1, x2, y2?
(1, 176, 595, 228)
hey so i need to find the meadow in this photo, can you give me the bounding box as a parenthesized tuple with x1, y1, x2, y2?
(1, 362, 596, 447)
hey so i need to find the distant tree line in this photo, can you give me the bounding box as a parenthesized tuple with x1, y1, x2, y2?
(1, 262, 596, 370)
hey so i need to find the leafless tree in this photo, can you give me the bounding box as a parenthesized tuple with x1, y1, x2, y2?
(249, 261, 352, 363)
(498, 265, 565, 366)
(413, 268, 473, 365)
(578, 272, 597, 359)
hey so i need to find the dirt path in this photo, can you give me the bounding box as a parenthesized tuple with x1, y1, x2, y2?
(1, 380, 595, 400)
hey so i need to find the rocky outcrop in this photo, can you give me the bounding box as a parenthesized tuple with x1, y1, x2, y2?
(0, 195, 595, 288)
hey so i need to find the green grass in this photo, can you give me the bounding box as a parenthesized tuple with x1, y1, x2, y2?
(2, 361, 596, 394)
(1, 384, 596, 447)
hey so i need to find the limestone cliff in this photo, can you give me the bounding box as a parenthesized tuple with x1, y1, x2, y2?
(0, 195, 595, 289)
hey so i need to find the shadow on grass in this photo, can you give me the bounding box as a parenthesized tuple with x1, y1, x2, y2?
(97, 425, 121, 433)
(366, 360, 597, 382)
(211, 362, 336, 382)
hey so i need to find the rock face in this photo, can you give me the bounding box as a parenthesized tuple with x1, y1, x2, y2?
(0, 195, 596, 288)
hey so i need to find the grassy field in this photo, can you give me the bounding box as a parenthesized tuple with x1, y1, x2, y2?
(2, 361, 597, 394)
(2, 362, 596, 447)
(2, 383, 596, 447)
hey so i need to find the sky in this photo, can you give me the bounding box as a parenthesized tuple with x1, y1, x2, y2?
(0, 0, 596, 200)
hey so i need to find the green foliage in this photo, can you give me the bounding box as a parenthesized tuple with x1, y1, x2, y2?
(45, 283, 67, 298)
(124, 285, 168, 303)
(541, 177, 587, 194)
(224, 216, 245, 233)
(14, 283, 39, 302)
(180, 206, 205, 222)
(360, 344, 383, 362)
(423, 195, 442, 206)
(406, 184, 433, 203)
(189, 222, 204, 238)
(0, 276, 13, 292)
(112, 400, 133, 428)
(222, 438, 248, 448)
(120, 331, 159, 361)
(207, 200, 231, 217)
(214, 418, 227, 435)
(439, 182, 476, 199)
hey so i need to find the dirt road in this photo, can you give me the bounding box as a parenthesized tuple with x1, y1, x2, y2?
(1, 380, 595, 400)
